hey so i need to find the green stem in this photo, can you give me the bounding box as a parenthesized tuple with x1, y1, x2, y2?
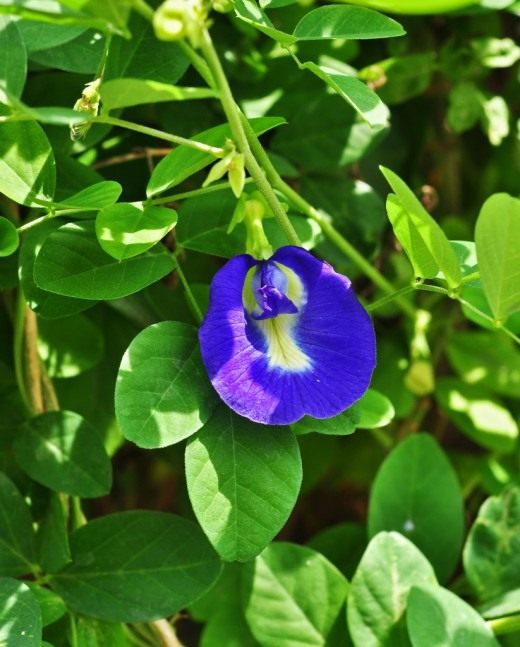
(460, 270, 480, 285)
(130, 0, 154, 21)
(415, 284, 450, 297)
(151, 178, 253, 205)
(178, 40, 215, 89)
(366, 285, 415, 313)
(199, 29, 301, 247)
(13, 290, 31, 411)
(94, 116, 225, 156)
(488, 613, 520, 636)
(457, 295, 520, 344)
(173, 255, 203, 324)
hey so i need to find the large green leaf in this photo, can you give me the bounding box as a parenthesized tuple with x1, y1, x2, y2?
(0, 120, 55, 206)
(30, 28, 104, 74)
(33, 221, 175, 300)
(347, 531, 437, 647)
(381, 167, 462, 287)
(0, 472, 36, 577)
(475, 193, 520, 322)
(292, 407, 359, 436)
(407, 585, 499, 647)
(16, 21, 84, 53)
(115, 322, 216, 448)
(368, 434, 463, 582)
(56, 181, 122, 210)
(293, 5, 405, 40)
(100, 78, 215, 111)
(14, 411, 112, 498)
(243, 542, 349, 647)
(0, 16, 26, 98)
(50, 511, 222, 622)
(234, 0, 297, 45)
(95, 202, 177, 261)
(146, 117, 285, 197)
(185, 406, 302, 561)
(0, 578, 41, 647)
(36, 493, 71, 574)
(463, 487, 520, 607)
(307, 523, 367, 580)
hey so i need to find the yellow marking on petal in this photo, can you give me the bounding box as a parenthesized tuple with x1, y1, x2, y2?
(256, 314, 311, 371)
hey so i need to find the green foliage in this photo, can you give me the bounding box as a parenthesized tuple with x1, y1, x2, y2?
(0, 578, 42, 646)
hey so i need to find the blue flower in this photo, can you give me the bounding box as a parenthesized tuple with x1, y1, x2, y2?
(199, 246, 376, 425)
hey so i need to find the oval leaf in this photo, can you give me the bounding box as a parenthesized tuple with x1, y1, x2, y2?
(475, 193, 520, 322)
(347, 531, 437, 647)
(0, 472, 36, 577)
(115, 321, 217, 448)
(0, 578, 41, 647)
(353, 388, 395, 429)
(50, 511, 222, 622)
(0, 16, 27, 99)
(14, 411, 113, 498)
(56, 181, 122, 210)
(186, 406, 302, 561)
(0, 216, 19, 257)
(243, 542, 348, 647)
(368, 434, 464, 582)
(95, 202, 177, 260)
(100, 78, 215, 110)
(33, 221, 175, 300)
(293, 5, 405, 40)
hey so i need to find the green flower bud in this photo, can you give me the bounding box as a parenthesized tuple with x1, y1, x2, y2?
(228, 153, 245, 198)
(70, 79, 101, 142)
(153, 0, 186, 41)
(212, 0, 235, 13)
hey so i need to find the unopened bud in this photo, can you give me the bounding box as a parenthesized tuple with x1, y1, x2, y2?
(70, 79, 101, 141)
(228, 153, 245, 198)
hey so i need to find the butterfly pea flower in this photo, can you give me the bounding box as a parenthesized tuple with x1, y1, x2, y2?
(199, 246, 376, 425)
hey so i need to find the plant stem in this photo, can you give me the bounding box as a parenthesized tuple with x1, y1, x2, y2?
(152, 619, 184, 647)
(24, 306, 44, 413)
(366, 285, 416, 313)
(150, 178, 253, 205)
(199, 29, 301, 247)
(460, 270, 480, 284)
(13, 291, 31, 411)
(178, 40, 215, 89)
(173, 255, 203, 324)
(94, 116, 225, 157)
(488, 613, 520, 636)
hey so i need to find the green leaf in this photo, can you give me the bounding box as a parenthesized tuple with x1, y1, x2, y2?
(38, 312, 104, 378)
(368, 434, 464, 582)
(30, 28, 104, 74)
(0, 120, 55, 206)
(480, 95, 509, 146)
(50, 511, 222, 622)
(381, 167, 462, 287)
(0, 472, 36, 577)
(0, 216, 19, 257)
(300, 62, 390, 128)
(475, 193, 520, 322)
(146, 116, 285, 197)
(463, 487, 520, 606)
(471, 37, 520, 68)
(19, 220, 94, 319)
(347, 532, 437, 647)
(292, 407, 359, 436)
(0, 16, 27, 98)
(447, 330, 520, 398)
(307, 523, 367, 580)
(407, 584, 499, 647)
(33, 221, 175, 300)
(95, 202, 177, 261)
(0, 577, 41, 647)
(293, 5, 405, 41)
(26, 583, 66, 627)
(14, 411, 112, 498)
(234, 0, 297, 45)
(177, 189, 320, 258)
(185, 406, 302, 561)
(36, 493, 71, 574)
(436, 378, 518, 453)
(353, 388, 395, 429)
(17, 21, 84, 53)
(243, 542, 349, 647)
(115, 321, 216, 449)
(100, 78, 215, 111)
(75, 617, 129, 647)
(448, 83, 483, 133)
(56, 181, 122, 209)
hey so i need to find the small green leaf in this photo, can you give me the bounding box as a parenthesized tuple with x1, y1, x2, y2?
(292, 407, 359, 436)
(293, 5, 405, 41)
(234, 0, 297, 45)
(56, 181, 122, 210)
(14, 411, 112, 498)
(243, 543, 348, 647)
(0, 16, 27, 99)
(381, 167, 462, 287)
(436, 378, 518, 453)
(147, 116, 285, 197)
(50, 511, 222, 622)
(115, 321, 216, 448)
(186, 406, 302, 561)
(36, 493, 71, 574)
(353, 389, 395, 429)
(0, 216, 19, 257)
(38, 313, 104, 378)
(0, 578, 41, 646)
(300, 62, 390, 128)
(95, 202, 177, 260)
(464, 487, 520, 606)
(34, 221, 175, 300)
(0, 472, 36, 577)
(475, 193, 520, 322)
(368, 434, 464, 582)
(407, 584, 499, 647)
(26, 583, 66, 628)
(0, 120, 55, 206)
(347, 532, 437, 647)
(100, 78, 215, 111)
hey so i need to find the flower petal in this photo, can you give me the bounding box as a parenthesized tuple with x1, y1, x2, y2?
(199, 246, 376, 425)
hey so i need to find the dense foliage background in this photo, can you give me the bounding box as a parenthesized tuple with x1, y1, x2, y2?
(0, 0, 519, 645)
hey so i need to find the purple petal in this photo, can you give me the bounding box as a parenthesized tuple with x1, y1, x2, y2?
(198, 246, 376, 425)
